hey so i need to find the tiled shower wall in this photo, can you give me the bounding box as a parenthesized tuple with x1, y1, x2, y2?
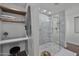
(39, 14, 52, 45)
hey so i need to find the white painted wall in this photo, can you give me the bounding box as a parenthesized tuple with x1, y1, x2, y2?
(2, 22, 26, 39)
(66, 5, 79, 45)
(30, 4, 39, 56)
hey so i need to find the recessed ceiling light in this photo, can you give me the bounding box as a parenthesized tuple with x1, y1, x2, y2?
(43, 9, 47, 13)
(40, 9, 47, 14)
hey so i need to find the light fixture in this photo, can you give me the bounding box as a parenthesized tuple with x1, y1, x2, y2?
(43, 9, 47, 13)
(39, 8, 47, 14)
(41, 9, 47, 14)
(48, 11, 52, 15)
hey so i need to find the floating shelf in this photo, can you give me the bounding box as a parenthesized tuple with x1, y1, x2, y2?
(0, 6, 26, 16)
(0, 37, 28, 45)
(0, 18, 25, 23)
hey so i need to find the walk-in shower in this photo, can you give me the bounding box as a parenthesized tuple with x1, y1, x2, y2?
(38, 9, 65, 55)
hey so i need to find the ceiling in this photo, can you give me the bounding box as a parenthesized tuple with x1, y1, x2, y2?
(10, 3, 26, 8)
(30, 3, 79, 14)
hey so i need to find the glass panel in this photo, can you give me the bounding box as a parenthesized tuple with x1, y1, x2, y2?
(52, 15, 61, 54)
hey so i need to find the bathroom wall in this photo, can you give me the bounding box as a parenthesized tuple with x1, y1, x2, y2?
(2, 22, 26, 39)
(66, 5, 79, 46)
(29, 4, 39, 55)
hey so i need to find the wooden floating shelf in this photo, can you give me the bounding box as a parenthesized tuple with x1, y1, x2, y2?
(0, 18, 25, 23)
(0, 6, 26, 16)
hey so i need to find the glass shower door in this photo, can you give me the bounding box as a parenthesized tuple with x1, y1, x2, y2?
(52, 11, 65, 54)
(52, 15, 61, 54)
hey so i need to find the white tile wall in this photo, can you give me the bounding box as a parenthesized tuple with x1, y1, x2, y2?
(39, 13, 52, 45)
